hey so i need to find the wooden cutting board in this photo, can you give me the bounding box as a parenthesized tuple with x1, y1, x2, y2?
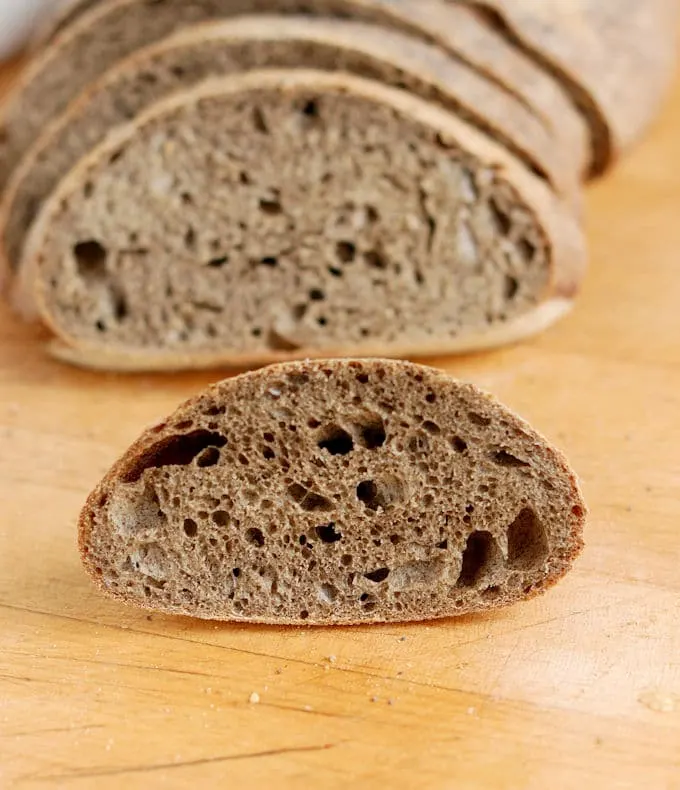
(0, 57, 678, 790)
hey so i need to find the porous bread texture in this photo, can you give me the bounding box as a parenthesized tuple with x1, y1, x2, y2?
(79, 358, 587, 624)
(1, 14, 580, 289)
(0, 0, 588, 192)
(24, 70, 585, 370)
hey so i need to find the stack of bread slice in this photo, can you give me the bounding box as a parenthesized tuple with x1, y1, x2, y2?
(0, 0, 676, 371)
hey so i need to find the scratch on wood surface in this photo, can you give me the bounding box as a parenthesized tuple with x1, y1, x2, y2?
(2, 725, 104, 738)
(0, 600, 518, 703)
(27, 743, 339, 782)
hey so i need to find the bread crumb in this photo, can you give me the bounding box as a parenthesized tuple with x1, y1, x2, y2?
(467, 707, 476, 715)
(249, 692, 260, 705)
(398, 637, 407, 642)
(303, 705, 313, 712)
(328, 655, 337, 663)
(204, 688, 212, 695)
(370, 696, 378, 703)
(638, 690, 678, 713)
(275, 668, 283, 675)
(387, 698, 395, 706)
(267, 388, 281, 399)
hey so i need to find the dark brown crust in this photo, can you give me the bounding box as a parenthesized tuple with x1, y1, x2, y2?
(20, 70, 586, 370)
(78, 358, 587, 624)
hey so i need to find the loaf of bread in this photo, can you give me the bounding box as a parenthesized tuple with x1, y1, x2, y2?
(22, 70, 585, 370)
(0, 0, 587, 193)
(0, 15, 582, 297)
(463, 0, 680, 174)
(79, 358, 587, 623)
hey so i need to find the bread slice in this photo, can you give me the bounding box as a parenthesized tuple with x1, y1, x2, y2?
(23, 70, 586, 370)
(79, 358, 586, 624)
(0, 0, 588, 193)
(461, 0, 680, 175)
(0, 15, 583, 296)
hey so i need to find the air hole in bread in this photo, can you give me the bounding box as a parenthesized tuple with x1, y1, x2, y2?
(260, 256, 278, 268)
(259, 197, 282, 216)
(469, 412, 492, 427)
(301, 98, 320, 118)
(183, 519, 197, 538)
(318, 583, 338, 604)
(457, 531, 503, 588)
(422, 421, 440, 435)
(246, 528, 265, 548)
(356, 415, 386, 449)
(518, 237, 537, 261)
(364, 568, 390, 583)
(363, 250, 387, 270)
(287, 483, 332, 512)
(505, 275, 520, 300)
(252, 107, 268, 134)
(490, 199, 512, 235)
(207, 256, 229, 268)
(122, 431, 227, 483)
(507, 508, 548, 570)
(266, 328, 300, 352)
(335, 241, 356, 263)
(316, 523, 342, 544)
(196, 447, 220, 468)
(493, 449, 530, 467)
(73, 240, 107, 280)
(309, 288, 325, 302)
(318, 425, 354, 455)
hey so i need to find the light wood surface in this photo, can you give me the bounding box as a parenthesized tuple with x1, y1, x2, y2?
(1, 57, 679, 790)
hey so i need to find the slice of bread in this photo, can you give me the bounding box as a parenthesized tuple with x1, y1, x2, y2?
(23, 70, 586, 370)
(1, 15, 582, 297)
(0, 0, 588, 193)
(464, 0, 680, 174)
(79, 358, 587, 624)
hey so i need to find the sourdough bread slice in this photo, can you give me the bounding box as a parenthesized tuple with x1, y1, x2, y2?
(0, 0, 588, 193)
(79, 358, 587, 624)
(459, 0, 680, 175)
(1, 15, 582, 294)
(24, 70, 586, 370)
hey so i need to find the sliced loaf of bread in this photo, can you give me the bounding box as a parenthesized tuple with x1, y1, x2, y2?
(462, 0, 680, 174)
(79, 358, 587, 624)
(0, 0, 588, 192)
(1, 15, 581, 295)
(23, 70, 586, 370)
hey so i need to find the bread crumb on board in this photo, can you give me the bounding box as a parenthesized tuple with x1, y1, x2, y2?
(249, 692, 260, 705)
(638, 689, 678, 713)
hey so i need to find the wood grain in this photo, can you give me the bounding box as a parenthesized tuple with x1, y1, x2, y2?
(1, 59, 679, 790)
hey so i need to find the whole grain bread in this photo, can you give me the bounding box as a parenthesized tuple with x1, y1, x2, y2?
(79, 358, 587, 624)
(24, 70, 586, 371)
(459, 0, 680, 174)
(1, 15, 583, 294)
(0, 0, 588, 193)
